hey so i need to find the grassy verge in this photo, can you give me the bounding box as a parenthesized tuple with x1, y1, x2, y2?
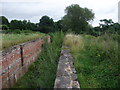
(13, 31, 64, 88)
(64, 33, 119, 88)
(0, 31, 46, 50)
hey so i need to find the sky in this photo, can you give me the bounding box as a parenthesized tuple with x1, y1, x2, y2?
(0, 0, 119, 26)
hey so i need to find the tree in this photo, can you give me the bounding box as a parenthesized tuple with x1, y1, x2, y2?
(99, 19, 114, 31)
(62, 4, 94, 33)
(0, 16, 9, 26)
(9, 19, 37, 31)
(54, 20, 63, 31)
(0, 16, 38, 31)
(39, 16, 54, 33)
(1, 25, 9, 30)
(22, 20, 27, 30)
(100, 19, 114, 26)
(26, 20, 37, 31)
(0, 16, 9, 30)
(94, 19, 120, 36)
(10, 20, 22, 30)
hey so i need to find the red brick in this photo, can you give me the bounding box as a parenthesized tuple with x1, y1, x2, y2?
(2, 79, 10, 88)
(8, 61, 21, 76)
(2, 71, 8, 82)
(2, 56, 8, 70)
(0, 75, 2, 90)
(9, 74, 16, 87)
(1, 36, 50, 89)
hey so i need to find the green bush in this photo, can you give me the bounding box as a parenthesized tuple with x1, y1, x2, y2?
(0, 24, 9, 30)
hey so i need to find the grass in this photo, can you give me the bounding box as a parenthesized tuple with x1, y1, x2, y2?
(13, 31, 64, 88)
(64, 33, 119, 88)
(0, 32, 46, 50)
(63, 33, 84, 52)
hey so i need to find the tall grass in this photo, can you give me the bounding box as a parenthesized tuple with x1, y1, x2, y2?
(13, 31, 64, 88)
(0, 32, 45, 50)
(64, 33, 119, 88)
(63, 33, 84, 52)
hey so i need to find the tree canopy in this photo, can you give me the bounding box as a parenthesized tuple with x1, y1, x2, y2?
(9, 19, 37, 30)
(0, 16, 9, 30)
(39, 15, 55, 33)
(93, 19, 120, 36)
(10, 20, 23, 30)
(0, 16, 9, 25)
(62, 4, 94, 33)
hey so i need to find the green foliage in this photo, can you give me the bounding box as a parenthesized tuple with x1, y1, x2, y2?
(39, 16, 55, 33)
(100, 19, 114, 26)
(0, 16, 9, 26)
(62, 4, 94, 33)
(1, 24, 9, 30)
(0, 15, 58, 33)
(10, 20, 22, 30)
(64, 33, 119, 88)
(93, 19, 120, 36)
(78, 34, 119, 88)
(54, 20, 64, 31)
(9, 20, 37, 31)
(26, 21, 37, 31)
(13, 31, 64, 88)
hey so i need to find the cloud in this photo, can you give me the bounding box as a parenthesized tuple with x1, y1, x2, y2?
(0, 0, 119, 26)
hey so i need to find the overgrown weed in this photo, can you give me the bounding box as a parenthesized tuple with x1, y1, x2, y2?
(64, 33, 119, 88)
(13, 31, 64, 88)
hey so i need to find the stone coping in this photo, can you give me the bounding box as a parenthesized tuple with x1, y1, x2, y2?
(54, 46, 80, 89)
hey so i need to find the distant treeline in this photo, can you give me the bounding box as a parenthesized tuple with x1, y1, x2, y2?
(91, 19, 120, 36)
(0, 4, 120, 36)
(0, 16, 56, 33)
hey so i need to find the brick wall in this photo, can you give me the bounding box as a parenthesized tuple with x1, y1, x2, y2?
(0, 36, 50, 89)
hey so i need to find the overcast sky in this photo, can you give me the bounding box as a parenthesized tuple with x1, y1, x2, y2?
(0, 0, 119, 26)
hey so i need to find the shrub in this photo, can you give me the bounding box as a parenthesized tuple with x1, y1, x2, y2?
(1, 24, 9, 30)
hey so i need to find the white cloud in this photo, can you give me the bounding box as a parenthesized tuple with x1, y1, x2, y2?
(0, 0, 119, 26)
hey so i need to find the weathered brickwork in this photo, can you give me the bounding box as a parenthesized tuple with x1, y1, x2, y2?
(0, 36, 50, 89)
